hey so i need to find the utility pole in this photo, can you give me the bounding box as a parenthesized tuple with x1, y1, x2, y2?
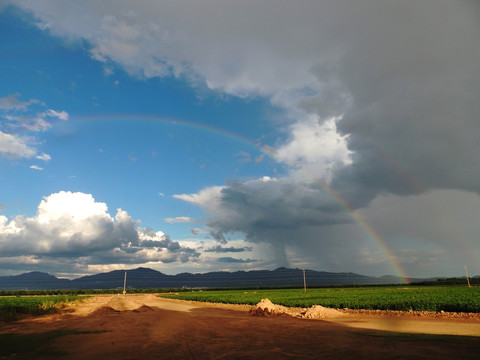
(303, 269, 307, 293)
(123, 271, 127, 295)
(464, 265, 472, 288)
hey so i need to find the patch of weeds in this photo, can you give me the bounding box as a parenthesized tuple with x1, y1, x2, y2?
(0, 329, 108, 358)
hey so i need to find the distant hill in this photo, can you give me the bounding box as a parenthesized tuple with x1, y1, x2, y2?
(0, 271, 71, 290)
(0, 267, 410, 290)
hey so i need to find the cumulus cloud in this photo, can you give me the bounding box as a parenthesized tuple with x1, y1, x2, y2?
(275, 116, 351, 180)
(8, 1, 480, 277)
(0, 191, 198, 273)
(175, 176, 355, 266)
(175, 181, 480, 276)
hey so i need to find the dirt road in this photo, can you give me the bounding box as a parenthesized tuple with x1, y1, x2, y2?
(1, 294, 480, 359)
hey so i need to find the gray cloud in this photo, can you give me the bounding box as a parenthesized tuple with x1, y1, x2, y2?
(190, 227, 207, 236)
(210, 178, 352, 234)
(8, 1, 480, 277)
(205, 245, 253, 253)
(13, 1, 480, 196)
(177, 177, 355, 266)
(217, 257, 258, 264)
(10, 1, 480, 197)
(327, 1, 480, 201)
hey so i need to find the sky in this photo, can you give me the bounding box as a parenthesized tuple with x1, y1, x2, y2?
(1, 0, 480, 280)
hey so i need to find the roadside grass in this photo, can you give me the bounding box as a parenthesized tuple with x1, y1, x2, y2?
(159, 286, 480, 313)
(0, 296, 87, 322)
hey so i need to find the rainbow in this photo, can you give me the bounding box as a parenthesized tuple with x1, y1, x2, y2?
(72, 114, 410, 283)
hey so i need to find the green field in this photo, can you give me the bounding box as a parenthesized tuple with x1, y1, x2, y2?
(160, 286, 480, 313)
(0, 296, 84, 321)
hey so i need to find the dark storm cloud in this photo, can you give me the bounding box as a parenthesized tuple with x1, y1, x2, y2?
(205, 178, 353, 243)
(8, 0, 480, 276)
(217, 257, 258, 264)
(200, 2, 480, 269)
(204, 245, 253, 253)
(326, 1, 480, 200)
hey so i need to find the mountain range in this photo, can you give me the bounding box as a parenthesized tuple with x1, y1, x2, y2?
(0, 267, 413, 290)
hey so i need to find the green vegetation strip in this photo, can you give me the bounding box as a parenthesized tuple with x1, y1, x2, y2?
(160, 286, 480, 313)
(0, 295, 85, 321)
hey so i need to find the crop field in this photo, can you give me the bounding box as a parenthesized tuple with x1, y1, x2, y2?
(160, 286, 480, 313)
(0, 295, 84, 321)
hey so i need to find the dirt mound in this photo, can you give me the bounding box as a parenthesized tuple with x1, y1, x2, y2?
(250, 299, 289, 317)
(302, 305, 345, 319)
(250, 299, 300, 318)
(251, 299, 345, 319)
(91, 306, 119, 316)
(133, 305, 156, 313)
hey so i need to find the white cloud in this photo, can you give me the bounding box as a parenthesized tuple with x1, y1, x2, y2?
(35, 153, 51, 161)
(29, 165, 43, 171)
(0, 192, 198, 273)
(36, 191, 110, 224)
(173, 186, 224, 213)
(10, 0, 352, 181)
(275, 116, 351, 180)
(0, 93, 38, 111)
(46, 109, 69, 121)
(4, 113, 51, 132)
(0, 93, 69, 160)
(164, 216, 195, 224)
(7, 1, 480, 278)
(12, 0, 480, 196)
(0, 130, 36, 159)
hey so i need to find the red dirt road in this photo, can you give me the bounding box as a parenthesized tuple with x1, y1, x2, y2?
(1, 294, 480, 359)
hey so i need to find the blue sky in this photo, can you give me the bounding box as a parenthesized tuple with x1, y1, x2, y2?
(1, 1, 480, 279)
(0, 7, 277, 226)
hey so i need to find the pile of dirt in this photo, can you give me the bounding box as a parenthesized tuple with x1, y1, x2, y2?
(250, 298, 295, 317)
(91, 306, 119, 316)
(301, 305, 345, 319)
(133, 305, 156, 313)
(251, 299, 345, 319)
